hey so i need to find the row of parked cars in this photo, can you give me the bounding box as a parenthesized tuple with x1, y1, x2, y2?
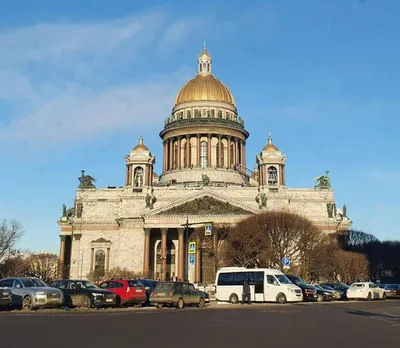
(0, 276, 209, 311)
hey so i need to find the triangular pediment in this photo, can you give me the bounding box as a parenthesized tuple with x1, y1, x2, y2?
(145, 190, 258, 217)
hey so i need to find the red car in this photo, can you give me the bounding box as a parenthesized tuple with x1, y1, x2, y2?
(98, 279, 147, 307)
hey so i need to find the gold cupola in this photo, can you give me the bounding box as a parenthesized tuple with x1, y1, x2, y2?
(173, 43, 236, 108)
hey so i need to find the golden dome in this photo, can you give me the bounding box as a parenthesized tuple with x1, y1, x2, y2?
(199, 48, 211, 59)
(263, 132, 279, 152)
(133, 136, 149, 151)
(174, 74, 236, 107)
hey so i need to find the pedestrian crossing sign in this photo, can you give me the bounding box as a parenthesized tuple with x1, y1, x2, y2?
(188, 242, 196, 254)
(205, 223, 212, 236)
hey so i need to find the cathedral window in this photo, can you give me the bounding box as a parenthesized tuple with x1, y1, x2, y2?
(207, 63, 210, 71)
(211, 109, 215, 118)
(187, 110, 191, 118)
(268, 166, 278, 185)
(94, 250, 105, 277)
(218, 110, 222, 118)
(199, 64, 202, 72)
(207, 110, 211, 118)
(200, 141, 208, 168)
(134, 167, 144, 187)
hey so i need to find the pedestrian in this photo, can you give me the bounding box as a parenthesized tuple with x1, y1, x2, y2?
(242, 279, 251, 305)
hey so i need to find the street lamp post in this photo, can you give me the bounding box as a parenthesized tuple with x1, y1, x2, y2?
(180, 216, 213, 282)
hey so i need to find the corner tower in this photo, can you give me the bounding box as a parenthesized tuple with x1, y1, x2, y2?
(256, 132, 286, 189)
(159, 45, 252, 185)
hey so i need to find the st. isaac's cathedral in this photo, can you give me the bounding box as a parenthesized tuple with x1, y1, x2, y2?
(58, 47, 352, 283)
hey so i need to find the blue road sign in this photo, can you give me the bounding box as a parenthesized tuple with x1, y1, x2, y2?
(188, 242, 196, 254)
(282, 257, 290, 266)
(205, 223, 212, 236)
(189, 254, 195, 264)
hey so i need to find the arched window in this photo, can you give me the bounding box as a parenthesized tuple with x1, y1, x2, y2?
(199, 63, 202, 72)
(94, 250, 105, 277)
(200, 141, 208, 168)
(207, 63, 210, 71)
(134, 167, 144, 187)
(268, 166, 278, 185)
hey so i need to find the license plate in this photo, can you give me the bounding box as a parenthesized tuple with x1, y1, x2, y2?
(135, 289, 142, 292)
(2, 292, 9, 296)
(158, 293, 166, 296)
(106, 299, 113, 302)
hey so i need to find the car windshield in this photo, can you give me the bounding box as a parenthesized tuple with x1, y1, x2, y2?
(76, 281, 98, 289)
(321, 285, 335, 291)
(385, 284, 397, 289)
(21, 278, 47, 287)
(155, 282, 174, 291)
(275, 275, 292, 285)
(314, 285, 323, 290)
(128, 280, 143, 287)
(350, 283, 365, 288)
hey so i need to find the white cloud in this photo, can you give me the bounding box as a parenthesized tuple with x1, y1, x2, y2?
(0, 10, 204, 147)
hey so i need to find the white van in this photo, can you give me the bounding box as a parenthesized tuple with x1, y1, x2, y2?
(215, 267, 303, 303)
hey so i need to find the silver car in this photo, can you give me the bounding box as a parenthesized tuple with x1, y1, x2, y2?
(0, 277, 64, 310)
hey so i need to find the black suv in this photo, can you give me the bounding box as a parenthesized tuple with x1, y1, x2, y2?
(49, 279, 116, 308)
(0, 287, 12, 309)
(286, 274, 319, 301)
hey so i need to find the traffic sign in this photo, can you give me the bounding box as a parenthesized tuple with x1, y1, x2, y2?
(188, 242, 196, 254)
(282, 257, 290, 267)
(205, 223, 212, 236)
(189, 254, 195, 264)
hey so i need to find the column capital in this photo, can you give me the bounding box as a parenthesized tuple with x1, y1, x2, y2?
(217, 134, 222, 140)
(144, 228, 151, 236)
(161, 228, 168, 235)
(178, 228, 185, 235)
(207, 133, 212, 138)
(60, 235, 66, 241)
(73, 233, 82, 241)
(196, 133, 201, 138)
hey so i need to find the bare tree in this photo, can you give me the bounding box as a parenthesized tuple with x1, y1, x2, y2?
(0, 219, 24, 261)
(25, 253, 59, 284)
(0, 255, 29, 278)
(337, 229, 379, 251)
(222, 212, 323, 271)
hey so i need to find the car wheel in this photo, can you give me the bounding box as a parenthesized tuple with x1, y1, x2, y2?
(80, 296, 92, 308)
(229, 293, 239, 304)
(316, 294, 324, 302)
(367, 292, 372, 301)
(156, 303, 163, 309)
(197, 297, 205, 308)
(177, 298, 184, 309)
(22, 296, 33, 310)
(276, 293, 287, 304)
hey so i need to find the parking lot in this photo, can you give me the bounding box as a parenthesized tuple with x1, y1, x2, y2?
(1, 300, 399, 347)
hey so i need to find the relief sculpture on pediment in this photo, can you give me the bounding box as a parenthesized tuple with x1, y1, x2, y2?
(161, 196, 252, 215)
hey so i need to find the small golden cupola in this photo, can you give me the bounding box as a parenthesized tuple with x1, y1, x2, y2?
(125, 136, 155, 188)
(256, 132, 287, 188)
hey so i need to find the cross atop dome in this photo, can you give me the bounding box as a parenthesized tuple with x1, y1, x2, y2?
(198, 42, 212, 75)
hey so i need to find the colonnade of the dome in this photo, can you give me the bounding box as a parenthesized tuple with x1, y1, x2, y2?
(162, 133, 246, 172)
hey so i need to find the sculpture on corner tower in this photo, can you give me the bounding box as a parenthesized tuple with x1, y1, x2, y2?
(78, 170, 96, 189)
(314, 171, 331, 190)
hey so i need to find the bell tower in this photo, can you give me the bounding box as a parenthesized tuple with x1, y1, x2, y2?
(256, 132, 286, 188)
(197, 41, 212, 75)
(125, 137, 156, 187)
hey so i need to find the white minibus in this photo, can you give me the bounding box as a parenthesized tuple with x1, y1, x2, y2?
(215, 267, 303, 303)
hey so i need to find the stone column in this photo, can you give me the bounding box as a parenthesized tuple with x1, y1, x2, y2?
(196, 134, 201, 167)
(163, 141, 167, 172)
(243, 141, 246, 169)
(149, 165, 153, 186)
(177, 136, 182, 169)
(169, 138, 173, 171)
(186, 135, 190, 167)
(143, 229, 151, 278)
(207, 134, 212, 167)
(125, 165, 129, 186)
(234, 138, 239, 166)
(58, 236, 66, 278)
(227, 137, 231, 169)
(217, 135, 222, 168)
(239, 140, 243, 166)
(178, 229, 184, 281)
(195, 243, 201, 283)
(161, 229, 168, 281)
(90, 248, 94, 271)
(106, 248, 110, 271)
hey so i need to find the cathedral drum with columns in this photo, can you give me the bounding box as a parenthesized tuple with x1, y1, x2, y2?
(58, 47, 352, 283)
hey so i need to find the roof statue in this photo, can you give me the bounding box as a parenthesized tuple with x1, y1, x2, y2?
(78, 170, 96, 189)
(314, 171, 331, 190)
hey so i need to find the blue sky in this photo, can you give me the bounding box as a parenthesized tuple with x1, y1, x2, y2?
(1, 0, 399, 253)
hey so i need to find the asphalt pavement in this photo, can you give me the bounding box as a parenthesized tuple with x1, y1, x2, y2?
(0, 300, 399, 348)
